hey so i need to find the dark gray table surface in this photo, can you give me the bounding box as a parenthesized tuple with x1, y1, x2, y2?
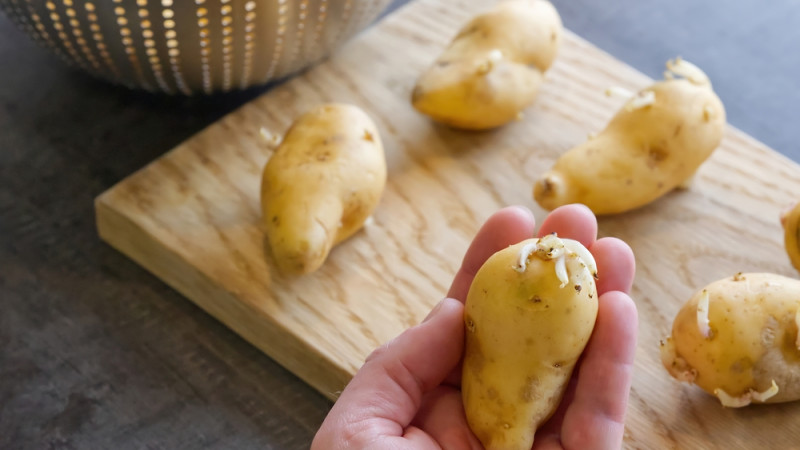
(1, 1, 798, 449)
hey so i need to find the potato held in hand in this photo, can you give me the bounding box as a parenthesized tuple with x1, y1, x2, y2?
(534, 58, 726, 214)
(463, 234, 598, 449)
(260, 104, 386, 274)
(782, 202, 800, 273)
(660, 273, 800, 407)
(411, 0, 562, 130)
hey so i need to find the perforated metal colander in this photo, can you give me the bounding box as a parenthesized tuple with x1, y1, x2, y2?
(0, 0, 393, 94)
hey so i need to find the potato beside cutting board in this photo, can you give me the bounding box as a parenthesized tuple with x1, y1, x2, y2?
(95, 0, 800, 447)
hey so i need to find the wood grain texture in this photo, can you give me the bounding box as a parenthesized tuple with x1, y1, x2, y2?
(95, 0, 800, 448)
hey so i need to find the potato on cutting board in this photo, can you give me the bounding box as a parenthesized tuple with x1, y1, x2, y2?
(411, 0, 562, 130)
(534, 58, 726, 215)
(260, 103, 386, 275)
(660, 273, 800, 407)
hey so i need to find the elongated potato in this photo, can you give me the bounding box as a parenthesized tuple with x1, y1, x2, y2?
(782, 202, 800, 273)
(463, 234, 598, 449)
(260, 104, 386, 275)
(411, 0, 562, 130)
(660, 273, 800, 407)
(534, 58, 726, 214)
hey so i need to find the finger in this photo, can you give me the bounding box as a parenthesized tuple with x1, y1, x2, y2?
(411, 385, 483, 450)
(536, 203, 597, 247)
(313, 298, 465, 446)
(590, 237, 636, 295)
(447, 205, 536, 301)
(559, 291, 638, 450)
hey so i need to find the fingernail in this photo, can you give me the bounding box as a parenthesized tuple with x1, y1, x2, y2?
(422, 298, 447, 323)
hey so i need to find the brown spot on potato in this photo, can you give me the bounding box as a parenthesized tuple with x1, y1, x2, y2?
(730, 357, 753, 373)
(703, 105, 713, 121)
(530, 295, 542, 303)
(733, 272, 745, 281)
(574, 285, 582, 293)
(647, 145, 669, 168)
(467, 339, 485, 372)
(553, 362, 562, 368)
(540, 177, 555, 195)
(519, 376, 540, 402)
(466, 315, 476, 333)
(272, 215, 280, 226)
(487, 387, 499, 400)
(363, 130, 374, 142)
(550, 30, 557, 42)
(316, 151, 331, 162)
(673, 123, 683, 137)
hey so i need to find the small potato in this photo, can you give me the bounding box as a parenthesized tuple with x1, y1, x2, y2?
(534, 58, 726, 214)
(411, 0, 562, 130)
(463, 234, 598, 449)
(660, 273, 800, 407)
(782, 202, 800, 273)
(260, 103, 386, 275)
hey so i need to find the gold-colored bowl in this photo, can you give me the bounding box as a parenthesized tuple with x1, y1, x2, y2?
(0, 0, 393, 94)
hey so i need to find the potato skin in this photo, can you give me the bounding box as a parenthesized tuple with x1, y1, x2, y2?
(463, 236, 597, 449)
(534, 63, 726, 215)
(661, 273, 800, 406)
(782, 202, 800, 273)
(411, 0, 562, 130)
(260, 104, 386, 274)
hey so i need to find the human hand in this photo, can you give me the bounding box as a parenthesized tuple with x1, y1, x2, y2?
(312, 204, 637, 450)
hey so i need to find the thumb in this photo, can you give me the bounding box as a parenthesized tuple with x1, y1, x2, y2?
(318, 298, 465, 441)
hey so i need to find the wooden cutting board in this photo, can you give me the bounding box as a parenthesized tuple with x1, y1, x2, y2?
(95, 0, 800, 447)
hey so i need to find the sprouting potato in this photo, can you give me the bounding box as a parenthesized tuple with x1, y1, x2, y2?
(534, 58, 726, 214)
(260, 103, 386, 275)
(660, 273, 800, 407)
(411, 0, 562, 130)
(781, 201, 800, 273)
(463, 234, 598, 449)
